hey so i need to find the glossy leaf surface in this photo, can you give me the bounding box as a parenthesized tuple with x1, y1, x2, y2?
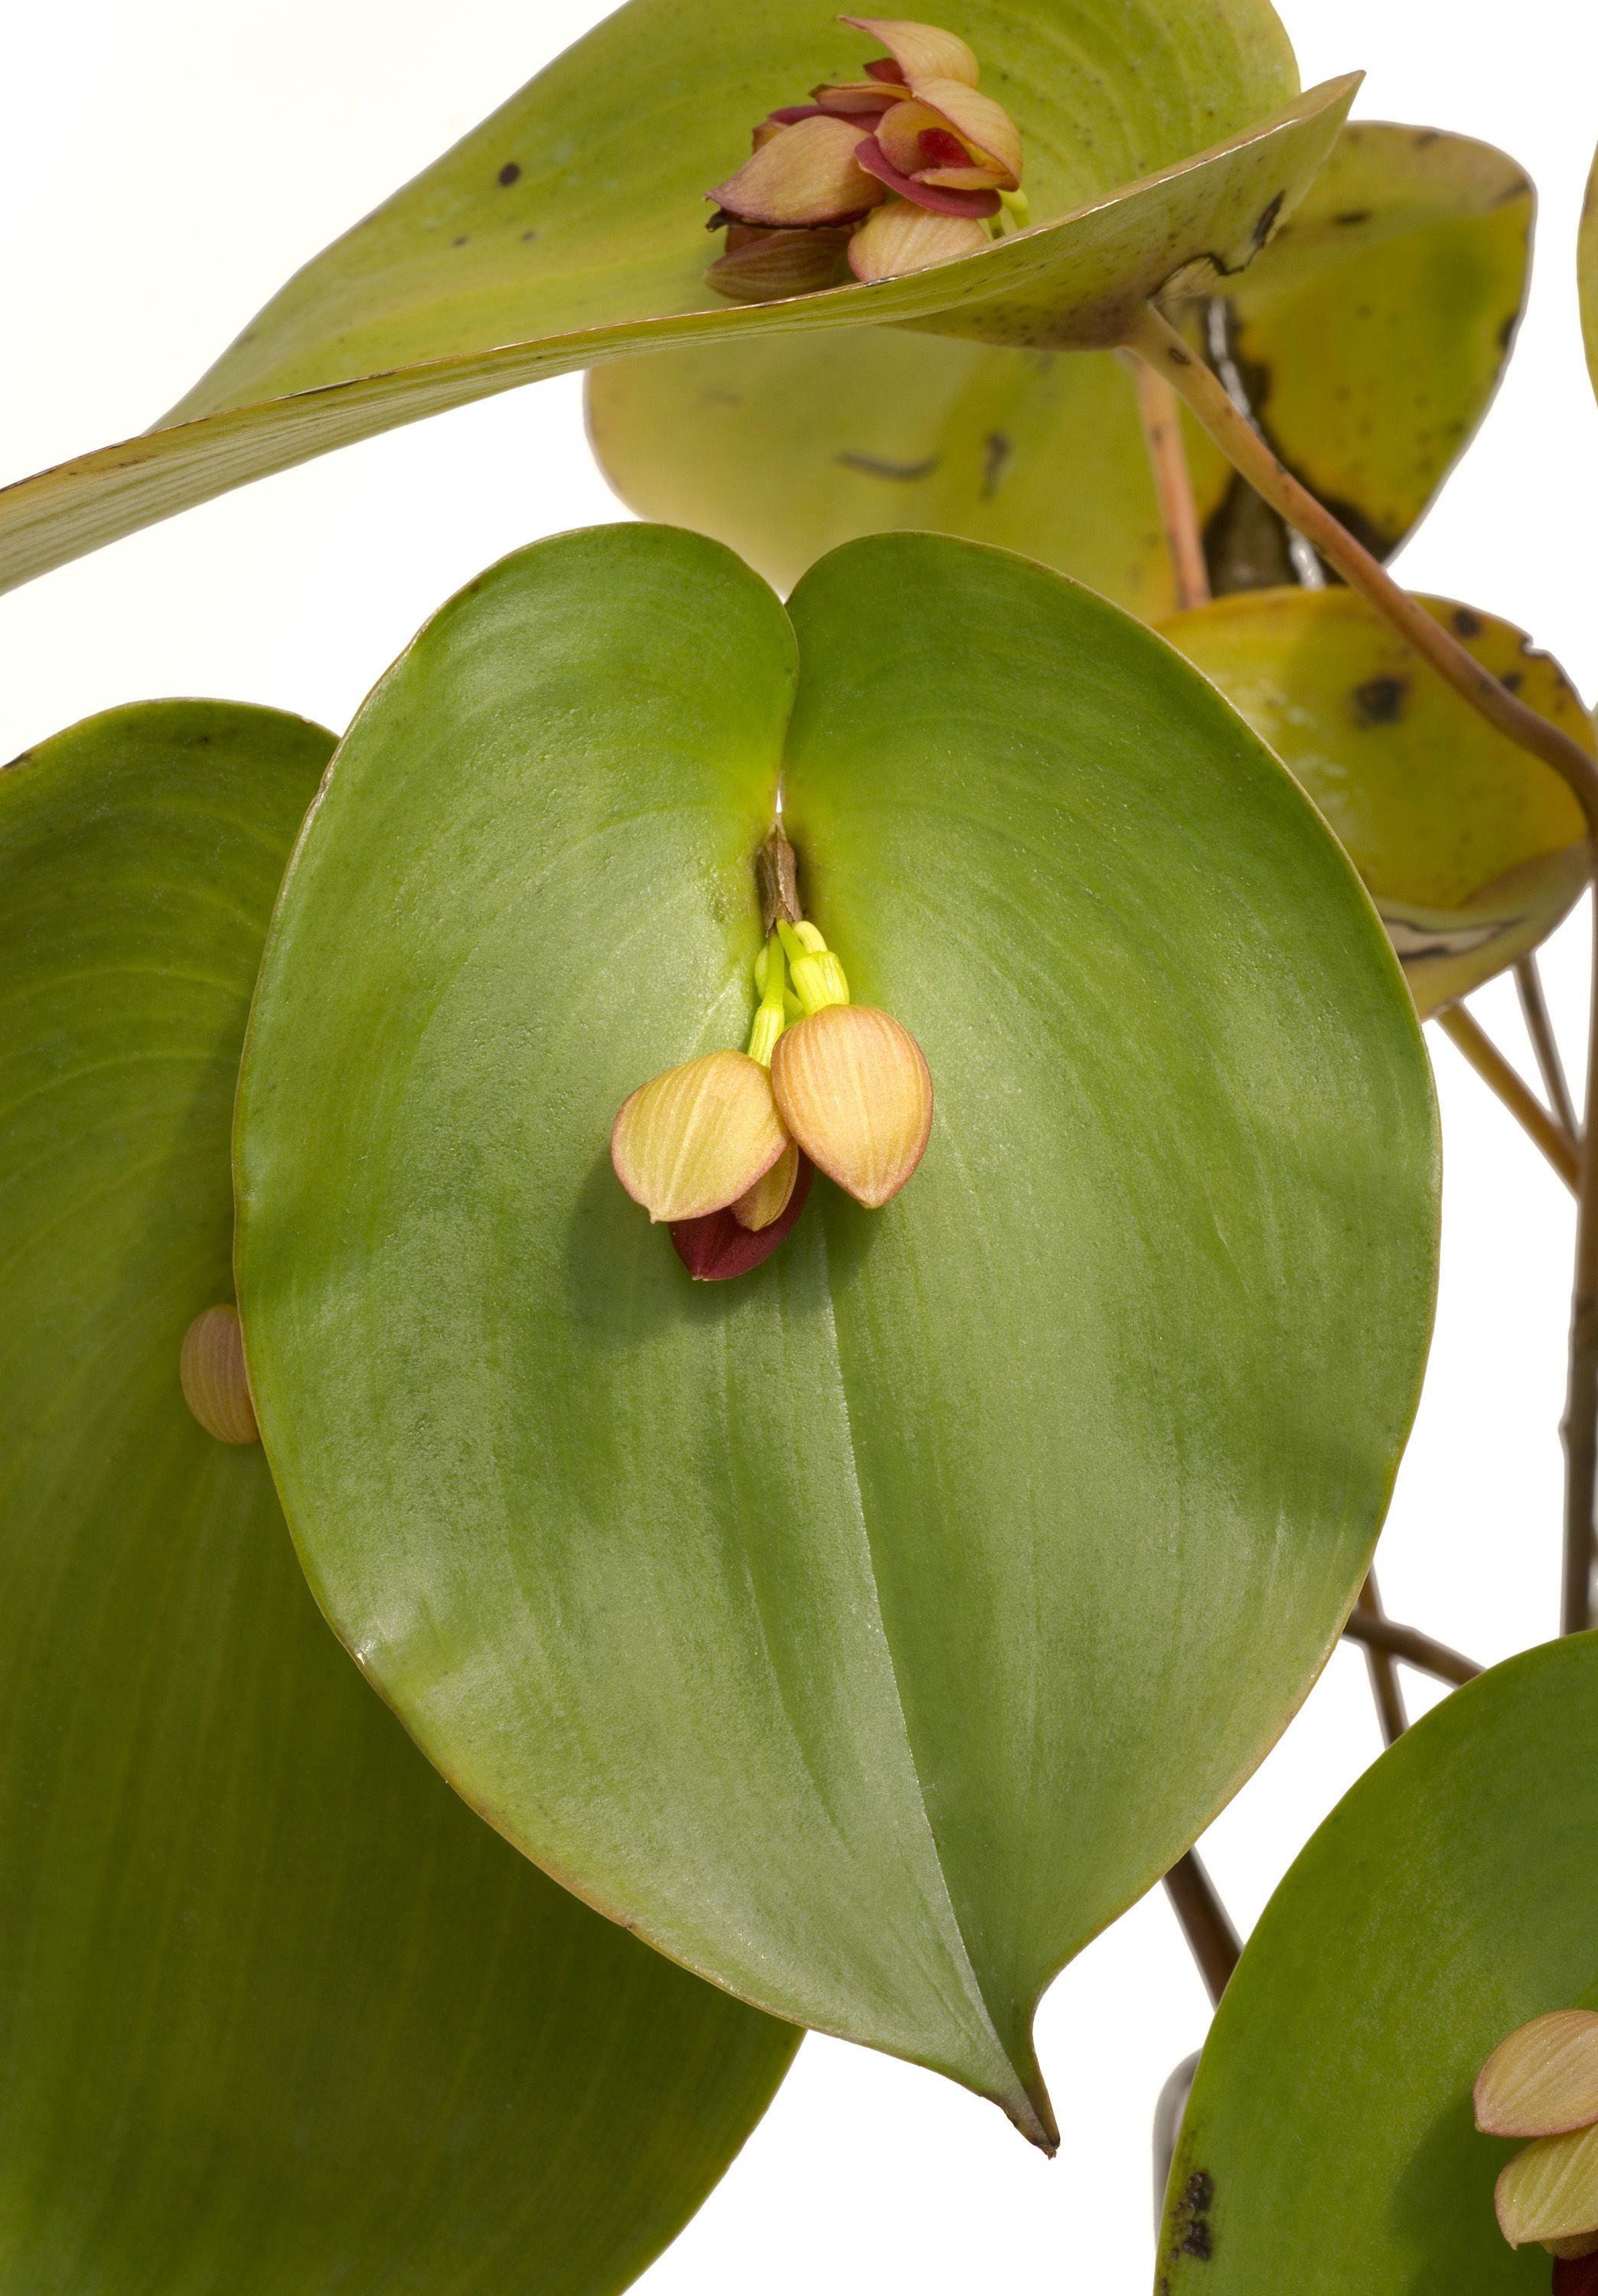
(236, 524, 1438, 2144)
(585, 122, 1527, 602)
(0, 701, 796, 2294)
(1159, 1634, 1598, 2293)
(0, 0, 1352, 595)
(1161, 586, 1593, 1012)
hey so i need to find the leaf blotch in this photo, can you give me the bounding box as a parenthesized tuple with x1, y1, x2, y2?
(1169, 2169, 1216, 2263)
(1352, 675, 1407, 727)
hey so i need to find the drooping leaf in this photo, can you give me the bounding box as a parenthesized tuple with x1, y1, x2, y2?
(1159, 586, 1593, 1012)
(0, 700, 796, 2294)
(1158, 1633, 1598, 2294)
(233, 523, 1438, 2148)
(584, 122, 1528, 603)
(1213, 120, 1532, 568)
(0, 0, 1354, 596)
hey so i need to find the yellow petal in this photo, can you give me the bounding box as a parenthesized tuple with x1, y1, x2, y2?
(840, 16, 980, 86)
(732, 1138, 802, 1231)
(1477, 2012, 1598, 2137)
(611, 1049, 790, 1222)
(770, 1005, 932, 1208)
(709, 114, 889, 227)
(848, 201, 988, 282)
(179, 1305, 260, 1446)
(1497, 2124, 1598, 2249)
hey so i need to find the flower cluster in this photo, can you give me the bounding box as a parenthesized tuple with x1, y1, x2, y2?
(611, 917, 933, 1280)
(1477, 2011, 1598, 2289)
(704, 15, 1025, 302)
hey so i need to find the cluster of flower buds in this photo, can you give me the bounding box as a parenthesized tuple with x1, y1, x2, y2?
(704, 15, 1026, 301)
(1477, 2011, 1598, 2291)
(611, 915, 933, 1280)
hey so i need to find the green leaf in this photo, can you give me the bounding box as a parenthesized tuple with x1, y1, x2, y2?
(233, 523, 1439, 2148)
(1159, 1633, 1598, 2294)
(0, 700, 796, 2294)
(0, 0, 1355, 597)
(1160, 585, 1593, 1013)
(1215, 119, 1531, 568)
(585, 122, 1528, 603)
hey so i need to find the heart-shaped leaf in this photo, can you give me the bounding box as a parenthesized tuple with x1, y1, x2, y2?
(1159, 586, 1593, 1012)
(0, 0, 1355, 597)
(1159, 1633, 1598, 2294)
(0, 699, 796, 2292)
(234, 523, 1438, 2148)
(585, 121, 1528, 602)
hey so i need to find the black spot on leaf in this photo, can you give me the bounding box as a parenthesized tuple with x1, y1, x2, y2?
(981, 431, 1011, 499)
(1453, 607, 1482, 638)
(498, 161, 522, 185)
(1353, 676, 1407, 726)
(1333, 208, 1371, 226)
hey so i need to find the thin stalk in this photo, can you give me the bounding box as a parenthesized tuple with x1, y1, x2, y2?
(1562, 899, 1598, 1635)
(1355, 1567, 1407, 1744)
(1435, 1005, 1579, 1191)
(1516, 954, 1580, 1144)
(1342, 1608, 1481, 1688)
(1162, 1848, 1239, 2007)
(1126, 354, 1211, 613)
(1120, 303, 1598, 834)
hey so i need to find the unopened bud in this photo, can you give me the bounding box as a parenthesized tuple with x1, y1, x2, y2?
(611, 1049, 789, 1222)
(672, 1154, 813, 1280)
(771, 1003, 932, 1207)
(179, 1305, 260, 1446)
(1477, 2012, 1598, 2138)
(778, 918, 850, 1012)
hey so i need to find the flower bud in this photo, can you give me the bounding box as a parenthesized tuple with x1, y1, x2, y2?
(1477, 2011, 1598, 2138)
(611, 1049, 789, 1223)
(179, 1304, 260, 1446)
(1496, 2122, 1598, 2252)
(850, 200, 988, 280)
(770, 1003, 932, 1207)
(671, 1153, 814, 1280)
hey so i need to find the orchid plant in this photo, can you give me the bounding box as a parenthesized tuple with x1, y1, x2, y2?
(4, 2, 1598, 2293)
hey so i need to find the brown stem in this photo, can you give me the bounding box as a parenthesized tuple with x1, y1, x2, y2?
(1436, 1005, 1579, 1192)
(1342, 1607, 1481, 1687)
(1162, 1848, 1239, 2007)
(1120, 303, 1598, 836)
(1355, 1566, 1407, 1745)
(757, 825, 801, 935)
(1517, 954, 1580, 1146)
(1126, 354, 1211, 613)
(1562, 901, 1598, 1636)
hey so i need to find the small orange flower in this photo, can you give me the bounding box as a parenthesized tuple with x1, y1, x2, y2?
(704, 15, 1023, 299)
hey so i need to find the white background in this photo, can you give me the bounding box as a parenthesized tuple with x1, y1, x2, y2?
(4, 1, 1596, 2286)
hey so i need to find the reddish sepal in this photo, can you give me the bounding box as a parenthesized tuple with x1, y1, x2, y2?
(670, 1155, 814, 1280)
(853, 137, 1000, 217)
